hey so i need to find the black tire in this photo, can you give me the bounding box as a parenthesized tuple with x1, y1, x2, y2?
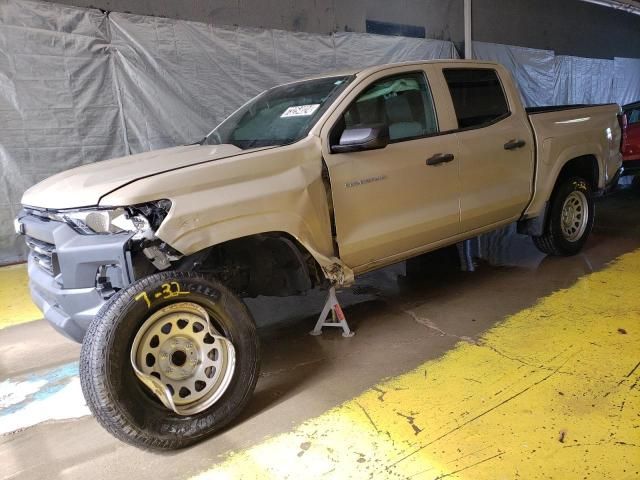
(80, 271, 259, 450)
(533, 176, 594, 256)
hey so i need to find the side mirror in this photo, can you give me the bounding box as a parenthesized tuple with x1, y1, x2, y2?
(331, 125, 390, 154)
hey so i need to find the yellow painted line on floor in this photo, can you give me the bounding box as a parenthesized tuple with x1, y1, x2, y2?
(0, 263, 41, 329)
(193, 251, 640, 480)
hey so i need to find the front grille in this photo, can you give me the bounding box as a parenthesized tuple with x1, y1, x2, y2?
(26, 236, 59, 276)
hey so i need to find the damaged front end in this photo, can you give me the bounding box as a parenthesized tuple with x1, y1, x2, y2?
(15, 200, 178, 342)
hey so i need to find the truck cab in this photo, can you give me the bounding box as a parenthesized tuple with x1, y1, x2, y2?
(320, 63, 536, 271)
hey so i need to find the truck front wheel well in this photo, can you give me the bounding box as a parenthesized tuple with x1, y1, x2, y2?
(174, 233, 327, 298)
(556, 155, 599, 193)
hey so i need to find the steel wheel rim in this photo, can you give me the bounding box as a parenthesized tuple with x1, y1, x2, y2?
(130, 302, 236, 416)
(560, 190, 588, 242)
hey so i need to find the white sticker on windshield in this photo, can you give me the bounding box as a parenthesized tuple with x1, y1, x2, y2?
(281, 104, 320, 118)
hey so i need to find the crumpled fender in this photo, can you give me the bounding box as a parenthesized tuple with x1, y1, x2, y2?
(99, 137, 355, 286)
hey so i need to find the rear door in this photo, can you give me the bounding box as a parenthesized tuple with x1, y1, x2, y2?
(321, 66, 461, 269)
(440, 68, 535, 232)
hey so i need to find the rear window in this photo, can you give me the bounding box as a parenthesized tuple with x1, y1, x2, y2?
(443, 68, 509, 129)
(627, 107, 640, 125)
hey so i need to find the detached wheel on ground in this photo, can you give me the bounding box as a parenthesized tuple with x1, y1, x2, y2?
(80, 271, 260, 450)
(533, 176, 594, 256)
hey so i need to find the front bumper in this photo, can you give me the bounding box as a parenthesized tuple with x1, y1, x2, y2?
(19, 212, 134, 343)
(28, 258, 105, 342)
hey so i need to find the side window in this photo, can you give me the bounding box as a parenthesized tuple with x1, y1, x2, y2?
(335, 72, 438, 143)
(443, 69, 510, 129)
(628, 108, 640, 125)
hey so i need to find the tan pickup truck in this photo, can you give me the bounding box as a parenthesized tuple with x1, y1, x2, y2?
(16, 60, 622, 449)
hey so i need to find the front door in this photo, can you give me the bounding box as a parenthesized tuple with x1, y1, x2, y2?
(323, 69, 461, 269)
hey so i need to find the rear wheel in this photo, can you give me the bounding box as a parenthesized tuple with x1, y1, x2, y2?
(80, 271, 259, 450)
(533, 177, 594, 256)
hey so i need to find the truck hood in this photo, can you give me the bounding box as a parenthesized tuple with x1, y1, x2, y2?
(21, 144, 252, 210)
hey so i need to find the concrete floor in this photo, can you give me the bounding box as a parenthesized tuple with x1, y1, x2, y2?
(1, 187, 639, 479)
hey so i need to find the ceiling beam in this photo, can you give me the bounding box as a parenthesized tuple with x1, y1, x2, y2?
(581, 0, 640, 15)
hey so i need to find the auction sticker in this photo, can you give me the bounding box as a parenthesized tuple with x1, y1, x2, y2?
(281, 104, 320, 117)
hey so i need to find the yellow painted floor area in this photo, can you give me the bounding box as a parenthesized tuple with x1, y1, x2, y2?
(194, 251, 640, 480)
(0, 263, 41, 329)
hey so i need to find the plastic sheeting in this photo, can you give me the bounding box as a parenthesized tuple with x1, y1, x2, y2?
(473, 41, 640, 108)
(0, 1, 457, 263)
(553, 56, 616, 105)
(1, 1, 640, 264)
(0, 1, 128, 263)
(109, 14, 458, 153)
(614, 57, 640, 107)
(473, 41, 556, 107)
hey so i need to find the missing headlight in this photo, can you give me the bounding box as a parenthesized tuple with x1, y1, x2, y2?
(129, 200, 172, 231)
(63, 208, 150, 237)
(57, 200, 172, 239)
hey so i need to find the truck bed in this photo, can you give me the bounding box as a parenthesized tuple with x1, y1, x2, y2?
(523, 103, 623, 218)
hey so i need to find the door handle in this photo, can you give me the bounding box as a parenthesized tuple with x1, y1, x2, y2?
(427, 153, 455, 166)
(504, 139, 526, 150)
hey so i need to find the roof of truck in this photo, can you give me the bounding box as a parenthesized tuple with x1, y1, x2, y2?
(284, 59, 502, 86)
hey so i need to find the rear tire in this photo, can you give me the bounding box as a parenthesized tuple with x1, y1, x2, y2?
(80, 271, 259, 450)
(533, 177, 594, 256)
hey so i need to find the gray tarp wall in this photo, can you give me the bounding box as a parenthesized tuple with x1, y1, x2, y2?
(110, 13, 458, 153)
(1, 1, 640, 264)
(473, 41, 640, 107)
(0, 0, 458, 264)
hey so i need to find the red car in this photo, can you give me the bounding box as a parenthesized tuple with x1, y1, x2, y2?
(621, 101, 640, 178)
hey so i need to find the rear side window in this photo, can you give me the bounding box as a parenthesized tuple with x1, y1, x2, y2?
(443, 69, 509, 129)
(627, 107, 640, 125)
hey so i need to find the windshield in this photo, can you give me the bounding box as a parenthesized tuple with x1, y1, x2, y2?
(203, 75, 353, 149)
